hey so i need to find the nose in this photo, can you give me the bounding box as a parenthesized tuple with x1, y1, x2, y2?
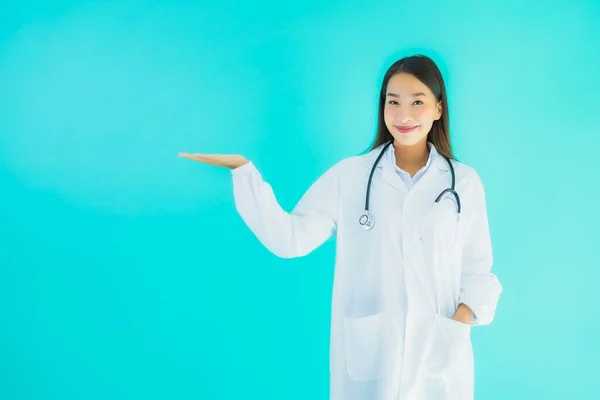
(394, 108, 414, 124)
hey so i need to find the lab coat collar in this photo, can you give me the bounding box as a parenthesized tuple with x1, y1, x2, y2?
(364, 141, 449, 190)
(365, 141, 444, 168)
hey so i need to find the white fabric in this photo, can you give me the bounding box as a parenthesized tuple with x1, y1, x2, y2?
(230, 143, 502, 400)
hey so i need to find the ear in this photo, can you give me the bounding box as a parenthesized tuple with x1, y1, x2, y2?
(434, 101, 442, 120)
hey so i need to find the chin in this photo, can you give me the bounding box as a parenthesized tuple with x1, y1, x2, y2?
(391, 134, 425, 147)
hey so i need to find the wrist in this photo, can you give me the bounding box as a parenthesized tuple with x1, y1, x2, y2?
(231, 159, 249, 169)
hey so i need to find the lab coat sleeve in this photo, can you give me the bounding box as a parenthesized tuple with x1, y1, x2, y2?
(458, 173, 502, 326)
(230, 160, 340, 259)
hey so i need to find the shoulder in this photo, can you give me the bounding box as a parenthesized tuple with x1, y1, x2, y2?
(334, 154, 377, 173)
(449, 158, 484, 185)
(328, 144, 388, 175)
(448, 158, 489, 207)
(315, 153, 380, 190)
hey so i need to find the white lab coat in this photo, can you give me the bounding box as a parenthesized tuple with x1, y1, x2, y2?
(230, 143, 502, 400)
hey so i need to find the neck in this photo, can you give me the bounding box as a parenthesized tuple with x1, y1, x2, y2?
(393, 140, 430, 175)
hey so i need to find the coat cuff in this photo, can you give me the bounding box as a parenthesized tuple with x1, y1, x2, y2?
(458, 273, 502, 326)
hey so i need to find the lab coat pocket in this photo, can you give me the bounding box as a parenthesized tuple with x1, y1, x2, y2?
(423, 314, 472, 382)
(419, 196, 460, 253)
(342, 313, 393, 382)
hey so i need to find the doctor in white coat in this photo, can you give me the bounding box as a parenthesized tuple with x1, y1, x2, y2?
(180, 54, 502, 400)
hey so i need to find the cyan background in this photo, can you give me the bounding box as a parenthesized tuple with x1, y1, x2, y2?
(1, 0, 598, 399)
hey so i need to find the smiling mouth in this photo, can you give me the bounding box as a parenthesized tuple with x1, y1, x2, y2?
(395, 125, 418, 134)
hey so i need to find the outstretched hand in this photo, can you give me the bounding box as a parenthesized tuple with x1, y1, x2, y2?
(178, 153, 249, 169)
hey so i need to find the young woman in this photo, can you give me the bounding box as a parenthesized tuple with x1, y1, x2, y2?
(180, 54, 502, 400)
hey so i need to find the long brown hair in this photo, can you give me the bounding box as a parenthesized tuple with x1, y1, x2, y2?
(366, 54, 455, 160)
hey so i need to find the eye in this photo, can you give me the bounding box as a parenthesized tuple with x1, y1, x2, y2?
(413, 100, 424, 105)
(388, 100, 398, 105)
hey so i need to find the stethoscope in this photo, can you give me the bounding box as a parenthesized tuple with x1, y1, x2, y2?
(358, 141, 461, 230)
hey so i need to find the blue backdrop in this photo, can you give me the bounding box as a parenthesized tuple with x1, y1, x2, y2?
(1, 1, 599, 399)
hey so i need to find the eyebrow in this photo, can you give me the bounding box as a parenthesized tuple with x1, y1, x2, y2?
(386, 92, 426, 97)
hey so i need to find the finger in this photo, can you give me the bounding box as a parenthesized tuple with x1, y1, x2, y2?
(179, 153, 208, 160)
(179, 152, 203, 157)
(190, 154, 215, 162)
(179, 153, 222, 165)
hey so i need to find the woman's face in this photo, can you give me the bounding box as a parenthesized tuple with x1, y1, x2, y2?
(383, 73, 442, 147)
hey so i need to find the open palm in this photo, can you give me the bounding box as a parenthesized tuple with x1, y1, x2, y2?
(178, 152, 248, 169)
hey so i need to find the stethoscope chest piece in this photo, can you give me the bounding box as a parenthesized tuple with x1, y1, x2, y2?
(358, 211, 375, 230)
